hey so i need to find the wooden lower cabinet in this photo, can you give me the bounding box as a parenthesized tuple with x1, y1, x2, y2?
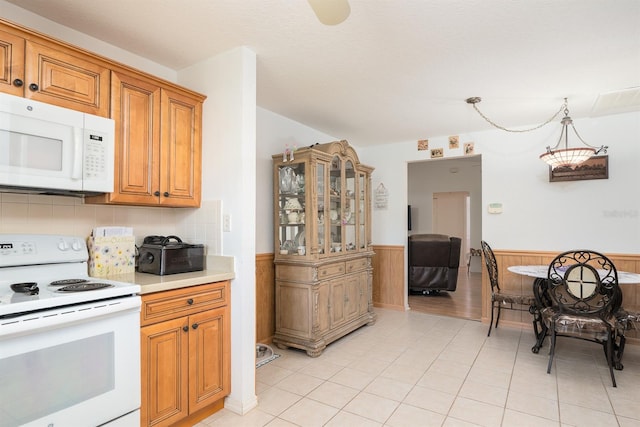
(273, 255, 376, 357)
(140, 281, 230, 427)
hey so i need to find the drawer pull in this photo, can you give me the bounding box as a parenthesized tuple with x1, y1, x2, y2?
(192, 323, 199, 330)
(182, 326, 189, 332)
(187, 298, 194, 305)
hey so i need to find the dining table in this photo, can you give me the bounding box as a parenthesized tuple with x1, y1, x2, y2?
(507, 265, 640, 284)
(508, 264, 640, 358)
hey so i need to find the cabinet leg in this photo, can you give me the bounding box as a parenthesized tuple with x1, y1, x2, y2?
(306, 348, 324, 357)
(275, 342, 289, 350)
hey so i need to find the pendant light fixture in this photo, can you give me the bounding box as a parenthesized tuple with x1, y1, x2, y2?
(538, 101, 607, 169)
(466, 97, 607, 169)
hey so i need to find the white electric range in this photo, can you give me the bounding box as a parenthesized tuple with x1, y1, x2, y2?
(0, 234, 141, 427)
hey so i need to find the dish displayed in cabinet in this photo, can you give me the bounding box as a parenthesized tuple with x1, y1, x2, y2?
(279, 166, 298, 194)
(294, 230, 306, 247)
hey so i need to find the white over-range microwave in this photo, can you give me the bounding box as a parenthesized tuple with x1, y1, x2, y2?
(0, 92, 115, 196)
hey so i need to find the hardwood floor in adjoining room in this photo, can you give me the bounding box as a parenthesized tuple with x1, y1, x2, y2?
(408, 270, 482, 321)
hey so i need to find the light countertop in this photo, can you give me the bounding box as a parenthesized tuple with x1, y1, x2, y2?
(100, 255, 235, 294)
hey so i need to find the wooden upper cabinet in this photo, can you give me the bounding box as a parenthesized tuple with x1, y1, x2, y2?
(0, 28, 25, 97)
(160, 89, 202, 207)
(24, 41, 110, 117)
(0, 26, 109, 116)
(103, 70, 161, 205)
(85, 71, 203, 207)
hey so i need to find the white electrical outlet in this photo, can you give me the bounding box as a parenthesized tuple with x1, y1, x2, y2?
(223, 214, 231, 232)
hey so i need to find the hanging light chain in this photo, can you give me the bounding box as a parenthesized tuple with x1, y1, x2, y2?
(466, 97, 568, 133)
(569, 122, 608, 154)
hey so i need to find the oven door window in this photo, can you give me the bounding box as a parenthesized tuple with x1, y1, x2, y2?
(0, 334, 114, 425)
(0, 308, 140, 427)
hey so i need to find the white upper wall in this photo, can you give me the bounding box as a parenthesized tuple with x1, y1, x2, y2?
(1, 0, 176, 81)
(362, 112, 640, 254)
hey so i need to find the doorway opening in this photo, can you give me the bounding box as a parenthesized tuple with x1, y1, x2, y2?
(407, 156, 482, 321)
(433, 191, 469, 265)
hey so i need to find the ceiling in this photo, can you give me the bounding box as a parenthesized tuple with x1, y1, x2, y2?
(7, 0, 640, 146)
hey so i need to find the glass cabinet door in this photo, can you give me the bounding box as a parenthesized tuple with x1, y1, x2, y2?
(317, 161, 326, 255)
(329, 155, 342, 254)
(358, 172, 367, 250)
(344, 160, 356, 252)
(277, 162, 306, 256)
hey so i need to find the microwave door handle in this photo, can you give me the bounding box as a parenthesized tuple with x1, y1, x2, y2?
(71, 127, 83, 180)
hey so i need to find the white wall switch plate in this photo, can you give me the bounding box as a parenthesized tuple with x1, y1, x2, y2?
(223, 214, 231, 232)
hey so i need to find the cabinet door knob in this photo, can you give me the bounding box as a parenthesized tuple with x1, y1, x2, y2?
(163, 192, 170, 197)
(192, 323, 199, 330)
(13, 79, 23, 87)
(187, 298, 194, 305)
(28, 83, 39, 91)
(154, 191, 160, 196)
(182, 326, 189, 332)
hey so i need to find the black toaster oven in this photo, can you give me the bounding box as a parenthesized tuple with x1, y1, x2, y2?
(137, 235, 204, 275)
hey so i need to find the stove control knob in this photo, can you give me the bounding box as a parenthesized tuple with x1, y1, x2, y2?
(58, 240, 70, 251)
(71, 239, 83, 251)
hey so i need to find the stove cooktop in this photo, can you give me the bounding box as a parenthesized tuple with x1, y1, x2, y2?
(0, 234, 140, 318)
(0, 274, 140, 317)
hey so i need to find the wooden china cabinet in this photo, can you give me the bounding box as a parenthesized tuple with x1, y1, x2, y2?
(272, 140, 376, 357)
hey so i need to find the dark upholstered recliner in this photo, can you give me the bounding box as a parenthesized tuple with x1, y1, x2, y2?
(408, 234, 462, 294)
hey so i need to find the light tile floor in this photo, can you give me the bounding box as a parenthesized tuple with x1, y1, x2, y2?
(198, 308, 640, 427)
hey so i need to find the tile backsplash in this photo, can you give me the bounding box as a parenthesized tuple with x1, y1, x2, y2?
(0, 193, 222, 255)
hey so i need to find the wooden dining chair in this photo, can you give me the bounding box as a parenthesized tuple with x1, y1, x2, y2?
(481, 240, 536, 337)
(542, 249, 622, 387)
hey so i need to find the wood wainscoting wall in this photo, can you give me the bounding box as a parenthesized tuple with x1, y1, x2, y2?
(256, 253, 276, 344)
(257, 248, 640, 343)
(487, 249, 640, 339)
(372, 245, 405, 311)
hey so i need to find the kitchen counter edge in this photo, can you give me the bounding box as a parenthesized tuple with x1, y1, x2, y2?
(104, 255, 235, 295)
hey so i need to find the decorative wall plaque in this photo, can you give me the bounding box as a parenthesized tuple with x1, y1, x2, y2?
(549, 155, 609, 182)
